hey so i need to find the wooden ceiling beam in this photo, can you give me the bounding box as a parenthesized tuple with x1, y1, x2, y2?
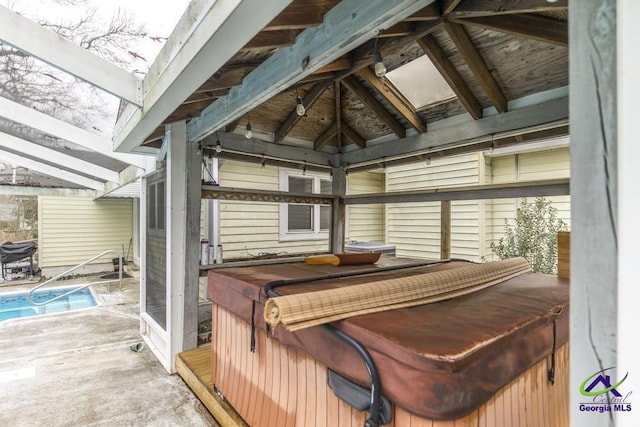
(358, 67, 428, 133)
(264, 4, 325, 31)
(240, 30, 298, 52)
(403, 3, 441, 21)
(341, 121, 366, 148)
(225, 118, 241, 133)
(343, 19, 442, 78)
(380, 22, 415, 38)
(450, 14, 568, 47)
(416, 34, 482, 120)
(335, 81, 343, 149)
(316, 57, 352, 73)
(161, 100, 214, 125)
(195, 64, 257, 92)
(298, 71, 337, 85)
(442, 0, 464, 15)
(314, 122, 337, 150)
(449, 0, 567, 18)
(444, 21, 507, 113)
(274, 79, 333, 143)
(342, 75, 406, 138)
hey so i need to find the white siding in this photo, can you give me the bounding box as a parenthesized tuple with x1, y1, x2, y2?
(38, 196, 133, 267)
(386, 154, 482, 261)
(347, 171, 384, 243)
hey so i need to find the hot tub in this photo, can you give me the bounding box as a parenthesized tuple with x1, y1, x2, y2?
(207, 258, 569, 426)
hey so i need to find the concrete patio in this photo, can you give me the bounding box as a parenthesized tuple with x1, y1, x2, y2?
(0, 278, 218, 426)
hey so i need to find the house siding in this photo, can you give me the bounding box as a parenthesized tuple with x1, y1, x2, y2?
(217, 161, 385, 259)
(347, 171, 384, 243)
(487, 147, 571, 259)
(386, 153, 482, 260)
(38, 196, 133, 268)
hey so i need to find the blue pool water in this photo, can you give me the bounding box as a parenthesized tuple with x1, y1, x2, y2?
(0, 287, 97, 322)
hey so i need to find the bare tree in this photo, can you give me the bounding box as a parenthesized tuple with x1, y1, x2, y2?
(0, 0, 148, 130)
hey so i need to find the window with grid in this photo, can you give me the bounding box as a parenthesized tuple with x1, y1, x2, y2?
(280, 170, 331, 240)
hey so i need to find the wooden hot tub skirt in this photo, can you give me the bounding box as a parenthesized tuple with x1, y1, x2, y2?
(212, 305, 569, 427)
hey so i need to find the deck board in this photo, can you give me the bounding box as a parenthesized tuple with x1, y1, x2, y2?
(175, 345, 248, 427)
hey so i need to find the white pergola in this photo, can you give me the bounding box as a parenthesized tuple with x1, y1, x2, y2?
(1, 2, 639, 426)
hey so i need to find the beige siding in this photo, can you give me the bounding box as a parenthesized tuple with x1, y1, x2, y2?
(347, 171, 384, 243)
(218, 160, 327, 259)
(386, 154, 482, 261)
(38, 196, 133, 267)
(488, 148, 571, 259)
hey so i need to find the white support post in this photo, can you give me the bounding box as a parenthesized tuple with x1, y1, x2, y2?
(166, 122, 201, 372)
(330, 166, 346, 254)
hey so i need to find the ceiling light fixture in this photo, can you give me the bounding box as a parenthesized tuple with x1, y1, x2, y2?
(245, 114, 252, 139)
(295, 86, 305, 116)
(373, 35, 386, 78)
(215, 132, 222, 153)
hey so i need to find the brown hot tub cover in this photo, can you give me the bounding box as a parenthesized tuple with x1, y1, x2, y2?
(208, 258, 569, 420)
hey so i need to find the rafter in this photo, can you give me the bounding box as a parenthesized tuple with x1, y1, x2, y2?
(314, 123, 337, 150)
(358, 67, 428, 133)
(341, 121, 366, 148)
(442, 0, 464, 15)
(444, 21, 507, 113)
(263, 1, 327, 31)
(451, 14, 568, 47)
(0, 132, 118, 183)
(186, 0, 437, 143)
(342, 75, 406, 138)
(416, 34, 483, 120)
(240, 30, 298, 51)
(404, 3, 441, 21)
(449, 0, 567, 18)
(335, 81, 343, 148)
(274, 79, 333, 143)
(380, 22, 415, 38)
(0, 149, 104, 191)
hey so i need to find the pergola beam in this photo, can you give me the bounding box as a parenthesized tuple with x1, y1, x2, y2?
(186, 0, 437, 143)
(0, 149, 104, 191)
(113, 0, 293, 153)
(0, 185, 96, 197)
(344, 178, 569, 204)
(0, 5, 141, 106)
(0, 132, 119, 183)
(0, 96, 146, 168)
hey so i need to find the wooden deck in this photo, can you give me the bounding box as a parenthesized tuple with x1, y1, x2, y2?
(176, 345, 248, 427)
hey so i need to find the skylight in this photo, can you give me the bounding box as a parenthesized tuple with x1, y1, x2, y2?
(385, 55, 457, 110)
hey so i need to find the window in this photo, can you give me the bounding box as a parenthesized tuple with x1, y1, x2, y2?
(280, 170, 331, 241)
(147, 180, 165, 231)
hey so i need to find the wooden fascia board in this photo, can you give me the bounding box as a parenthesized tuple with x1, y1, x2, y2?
(416, 34, 483, 120)
(358, 67, 428, 132)
(342, 75, 406, 138)
(450, 14, 568, 47)
(274, 78, 333, 143)
(186, 0, 437, 143)
(444, 21, 508, 113)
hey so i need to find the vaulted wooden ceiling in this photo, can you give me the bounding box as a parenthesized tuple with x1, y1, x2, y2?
(142, 0, 568, 153)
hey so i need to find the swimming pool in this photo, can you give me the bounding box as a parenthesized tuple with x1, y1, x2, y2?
(0, 287, 97, 322)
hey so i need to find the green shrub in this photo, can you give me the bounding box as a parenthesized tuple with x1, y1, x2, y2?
(491, 197, 568, 274)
